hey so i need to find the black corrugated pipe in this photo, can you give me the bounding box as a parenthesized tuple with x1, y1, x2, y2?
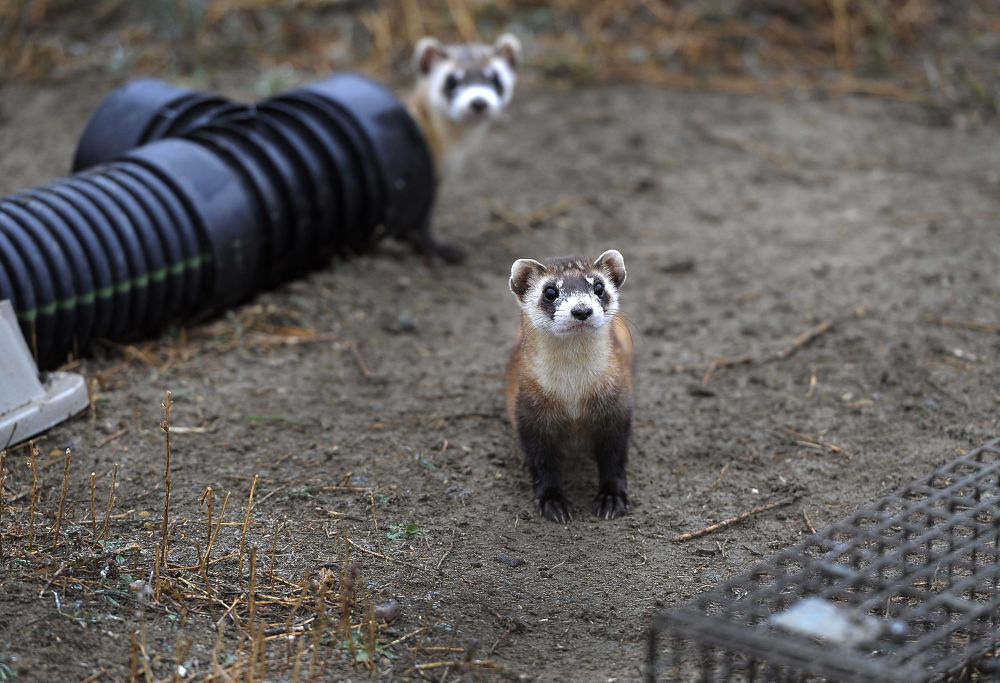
(0, 74, 435, 368)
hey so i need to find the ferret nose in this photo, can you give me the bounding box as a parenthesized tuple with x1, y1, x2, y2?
(469, 98, 488, 113)
(571, 304, 593, 321)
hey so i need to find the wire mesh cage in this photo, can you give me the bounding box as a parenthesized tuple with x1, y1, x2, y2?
(648, 437, 1000, 683)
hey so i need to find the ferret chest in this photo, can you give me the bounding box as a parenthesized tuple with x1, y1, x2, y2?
(531, 342, 611, 420)
(441, 124, 488, 178)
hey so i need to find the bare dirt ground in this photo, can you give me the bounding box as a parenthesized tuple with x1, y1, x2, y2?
(0, 72, 998, 682)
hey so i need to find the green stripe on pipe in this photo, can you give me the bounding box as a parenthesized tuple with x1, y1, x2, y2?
(12, 251, 212, 323)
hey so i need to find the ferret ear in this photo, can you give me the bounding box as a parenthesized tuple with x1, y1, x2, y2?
(493, 33, 522, 71)
(509, 258, 546, 299)
(594, 250, 626, 288)
(414, 37, 447, 76)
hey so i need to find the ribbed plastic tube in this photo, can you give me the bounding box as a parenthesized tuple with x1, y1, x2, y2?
(0, 74, 435, 367)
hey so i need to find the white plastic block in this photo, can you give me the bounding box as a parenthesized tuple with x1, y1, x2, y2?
(0, 300, 89, 448)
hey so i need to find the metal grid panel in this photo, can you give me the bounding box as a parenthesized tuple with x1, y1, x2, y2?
(648, 437, 1000, 683)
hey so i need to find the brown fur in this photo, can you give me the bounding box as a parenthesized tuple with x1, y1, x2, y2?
(505, 315, 633, 428)
(401, 35, 519, 263)
(405, 86, 470, 178)
(505, 252, 635, 522)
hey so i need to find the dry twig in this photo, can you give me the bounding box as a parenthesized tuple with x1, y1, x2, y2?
(436, 530, 456, 571)
(923, 315, 1000, 334)
(771, 426, 851, 459)
(238, 475, 259, 581)
(346, 537, 430, 573)
(52, 448, 72, 548)
(670, 320, 834, 382)
(156, 391, 173, 599)
(672, 495, 801, 543)
(802, 507, 817, 534)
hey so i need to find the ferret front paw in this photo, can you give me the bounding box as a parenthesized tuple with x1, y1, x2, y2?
(402, 229, 467, 265)
(429, 240, 467, 265)
(537, 490, 573, 523)
(592, 488, 629, 520)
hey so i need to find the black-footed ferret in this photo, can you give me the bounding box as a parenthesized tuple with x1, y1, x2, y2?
(404, 34, 521, 264)
(505, 250, 635, 523)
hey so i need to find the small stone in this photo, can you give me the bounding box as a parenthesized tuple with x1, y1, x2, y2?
(686, 383, 716, 398)
(632, 176, 657, 193)
(658, 258, 696, 274)
(628, 45, 649, 65)
(810, 261, 831, 277)
(384, 311, 417, 334)
(445, 484, 472, 501)
(374, 599, 401, 623)
(496, 553, 526, 568)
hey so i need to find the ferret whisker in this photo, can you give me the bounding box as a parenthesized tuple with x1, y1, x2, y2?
(605, 312, 638, 346)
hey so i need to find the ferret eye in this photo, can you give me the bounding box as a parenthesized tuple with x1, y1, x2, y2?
(491, 72, 504, 97)
(593, 281, 605, 297)
(444, 74, 459, 94)
(543, 286, 558, 302)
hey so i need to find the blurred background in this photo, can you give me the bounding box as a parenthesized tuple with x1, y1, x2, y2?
(1, 0, 997, 122)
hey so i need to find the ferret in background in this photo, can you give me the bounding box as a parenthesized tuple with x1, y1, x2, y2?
(505, 250, 635, 523)
(404, 34, 522, 264)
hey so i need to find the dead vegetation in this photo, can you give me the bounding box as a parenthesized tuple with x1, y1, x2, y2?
(0, 366, 496, 680)
(0, 0, 997, 118)
(670, 491, 802, 543)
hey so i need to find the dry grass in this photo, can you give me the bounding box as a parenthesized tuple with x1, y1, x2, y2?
(0, 460, 374, 680)
(0, 316, 478, 680)
(0, 0, 997, 115)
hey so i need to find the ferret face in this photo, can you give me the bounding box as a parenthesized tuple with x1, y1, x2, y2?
(509, 251, 627, 338)
(413, 35, 521, 124)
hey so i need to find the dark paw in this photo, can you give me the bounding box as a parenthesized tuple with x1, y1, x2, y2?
(537, 491, 573, 523)
(430, 240, 466, 265)
(402, 230, 466, 265)
(592, 489, 629, 520)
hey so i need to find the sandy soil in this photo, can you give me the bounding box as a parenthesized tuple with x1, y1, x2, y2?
(0, 73, 998, 682)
